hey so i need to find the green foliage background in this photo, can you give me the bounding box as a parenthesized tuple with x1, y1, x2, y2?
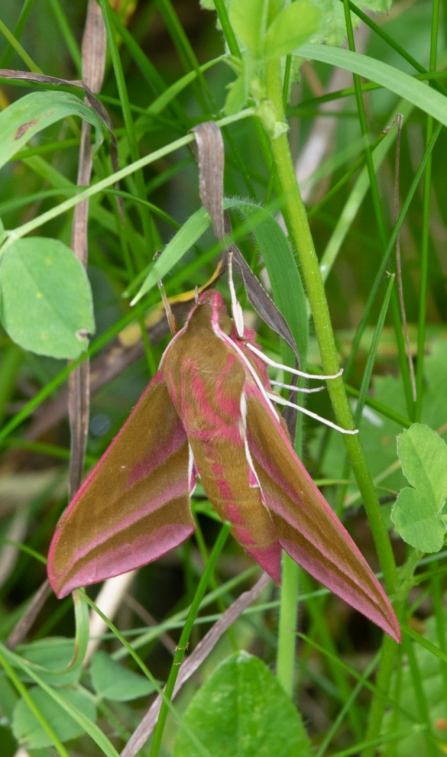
(0, 0, 447, 755)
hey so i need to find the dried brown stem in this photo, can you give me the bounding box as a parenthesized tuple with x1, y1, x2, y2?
(68, 0, 107, 498)
(6, 580, 51, 650)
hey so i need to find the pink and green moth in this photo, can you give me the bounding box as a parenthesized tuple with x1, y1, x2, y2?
(48, 289, 400, 642)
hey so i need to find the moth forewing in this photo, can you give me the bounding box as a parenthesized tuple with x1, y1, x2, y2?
(244, 388, 401, 642)
(48, 374, 194, 598)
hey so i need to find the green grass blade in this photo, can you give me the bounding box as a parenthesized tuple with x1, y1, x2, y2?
(0, 0, 36, 68)
(298, 44, 447, 127)
(354, 274, 395, 425)
(48, 0, 82, 74)
(0, 16, 41, 73)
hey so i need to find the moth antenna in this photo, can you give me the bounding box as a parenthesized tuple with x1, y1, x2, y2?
(158, 279, 178, 336)
(228, 252, 245, 338)
(245, 342, 343, 380)
(194, 285, 199, 304)
(270, 380, 326, 394)
(266, 392, 358, 435)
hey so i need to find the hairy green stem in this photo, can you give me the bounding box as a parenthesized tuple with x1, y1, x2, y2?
(264, 8, 400, 716)
(263, 56, 397, 595)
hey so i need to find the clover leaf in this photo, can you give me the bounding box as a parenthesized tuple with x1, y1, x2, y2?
(391, 424, 447, 552)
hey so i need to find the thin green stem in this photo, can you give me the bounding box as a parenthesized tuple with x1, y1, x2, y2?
(343, 122, 441, 383)
(342, 0, 386, 249)
(431, 565, 447, 717)
(403, 635, 438, 757)
(276, 553, 300, 695)
(416, 0, 440, 419)
(361, 632, 400, 757)
(49, 0, 82, 74)
(354, 274, 395, 426)
(336, 273, 395, 516)
(316, 652, 380, 756)
(300, 574, 363, 740)
(263, 21, 400, 743)
(155, 0, 211, 114)
(193, 518, 239, 650)
(342, 0, 413, 414)
(282, 55, 293, 107)
(149, 523, 231, 757)
(415, 116, 432, 422)
(213, 0, 241, 58)
(0, 16, 41, 73)
(0, 0, 36, 68)
(276, 367, 305, 695)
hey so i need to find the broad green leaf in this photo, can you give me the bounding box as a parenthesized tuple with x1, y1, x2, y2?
(229, 0, 268, 57)
(392, 488, 444, 553)
(90, 651, 157, 701)
(391, 424, 447, 552)
(0, 237, 94, 359)
(0, 91, 105, 172)
(264, 2, 321, 60)
(398, 424, 447, 500)
(12, 686, 96, 749)
(2, 643, 119, 757)
(310, 0, 356, 47)
(173, 652, 313, 757)
(297, 44, 447, 129)
(14, 639, 80, 687)
(0, 672, 19, 720)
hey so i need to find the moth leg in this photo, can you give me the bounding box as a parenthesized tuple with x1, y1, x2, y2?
(227, 251, 245, 338)
(270, 379, 325, 394)
(266, 392, 358, 435)
(245, 342, 343, 380)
